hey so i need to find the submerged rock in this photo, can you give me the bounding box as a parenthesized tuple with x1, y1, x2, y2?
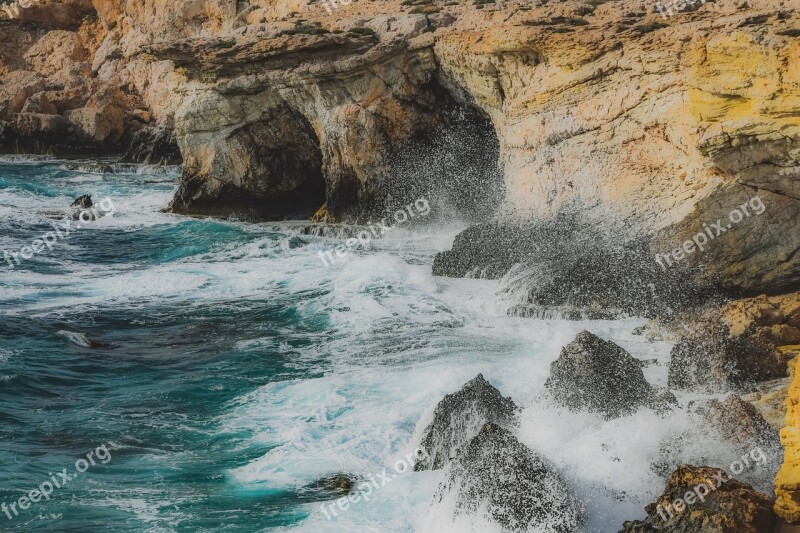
(620, 465, 776, 532)
(306, 473, 359, 496)
(433, 422, 582, 533)
(415, 374, 517, 471)
(545, 331, 667, 418)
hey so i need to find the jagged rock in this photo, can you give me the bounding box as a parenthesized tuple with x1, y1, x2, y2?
(415, 374, 517, 471)
(70, 195, 92, 208)
(433, 214, 718, 318)
(668, 319, 786, 393)
(545, 331, 662, 418)
(690, 395, 781, 456)
(433, 422, 581, 532)
(23, 30, 89, 78)
(65, 86, 126, 143)
(120, 125, 182, 165)
(620, 465, 776, 532)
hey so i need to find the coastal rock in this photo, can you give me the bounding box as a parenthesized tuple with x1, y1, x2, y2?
(70, 195, 92, 208)
(690, 395, 781, 456)
(433, 422, 581, 532)
(415, 374, 517, 471)
(545, 331, 665, 418)
(775, 357, 800, 523)
(433, 215, 718, 318)
(668, 319, 787, 393)
(620, 465, 776, 532)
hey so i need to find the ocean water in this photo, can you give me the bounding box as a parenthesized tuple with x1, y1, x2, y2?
(0, 161, 778, 532)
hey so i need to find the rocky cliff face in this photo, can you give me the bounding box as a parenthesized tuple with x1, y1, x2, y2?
(2, 1, 796, 280)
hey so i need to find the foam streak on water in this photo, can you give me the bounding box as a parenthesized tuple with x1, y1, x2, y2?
(0, 162, 776, 532)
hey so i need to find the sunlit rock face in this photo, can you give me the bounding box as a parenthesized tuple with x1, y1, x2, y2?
(1, 0, 798, 287)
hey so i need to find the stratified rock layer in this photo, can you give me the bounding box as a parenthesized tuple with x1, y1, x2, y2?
(415, 373, 517, 471)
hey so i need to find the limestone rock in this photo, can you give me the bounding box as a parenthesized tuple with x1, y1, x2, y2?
(433, 422, 582, 532)
(65, 87, 126, 143)
(415, 374, 517, 471)
(775, 358, 800, 523)
(23, 30, 88, 77)
(620, 465, 776, 532)
(545, 331, 663, 418)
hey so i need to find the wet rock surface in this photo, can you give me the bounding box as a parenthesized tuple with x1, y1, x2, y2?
(668, 319, 787, 393)
(434, 422, 582, 533)
(432, 214, 719, 318)
(545, 330, 667, 418)
(690, 395, 782, 456)
(415, 373, 517, 471)
(620, 465, 776, 533)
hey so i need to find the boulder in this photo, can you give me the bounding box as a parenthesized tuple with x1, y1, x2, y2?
(415, 373, 517, 471)
(23, 30, 88, 77)
(620, 465, 776, 532)
(65, 86, 126, 143)
(690, 395, 781, 456)
(70, 195, 92, 208)
(668, 320, 786, 393)
(545, 331, 665, 418)
(433, 422, 582, 532)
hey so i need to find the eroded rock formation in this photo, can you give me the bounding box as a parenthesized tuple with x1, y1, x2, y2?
(433, 422, 582, 532)
(415, 373, 517, 471)
(545, 330, 674, 418)
(621, 465, 776, 532)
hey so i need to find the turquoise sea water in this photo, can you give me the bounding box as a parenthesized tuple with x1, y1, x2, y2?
(0, 161, 779, 532)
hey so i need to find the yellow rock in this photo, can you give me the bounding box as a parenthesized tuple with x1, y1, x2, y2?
(776, 354, 800, 522)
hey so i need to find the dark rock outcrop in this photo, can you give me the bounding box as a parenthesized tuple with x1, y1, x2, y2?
(415, 374, 517, 471)
(432, 213, 720, 318)
(620, 465, 776, 532)
(120, 125, 182, 166)
(545, 331, 672, 418)
(70, 194, 92, 208)
(433, 422, 582, 533)
(690, 395, 781, 456)
(668, 320, 786, 393)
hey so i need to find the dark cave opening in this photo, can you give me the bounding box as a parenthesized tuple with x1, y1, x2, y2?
(378, 81, 506, 224)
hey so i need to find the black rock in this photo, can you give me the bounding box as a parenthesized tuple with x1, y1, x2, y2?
(71, 195, 93, 208)
(415, 374, 517, 471)
(432, 212, 720, 318)
(545, 331, 658, 418)
(433, 422, 582, 532)
(668, 320, 786, 392)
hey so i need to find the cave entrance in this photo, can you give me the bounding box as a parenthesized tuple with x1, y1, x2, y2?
(381, 82, 505, 224)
